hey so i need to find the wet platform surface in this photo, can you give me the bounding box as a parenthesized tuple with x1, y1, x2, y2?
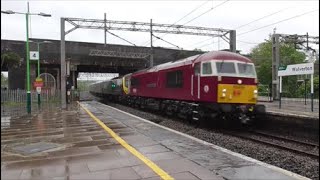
(258, 100, 319, 119)
(1, 101, 309, 180)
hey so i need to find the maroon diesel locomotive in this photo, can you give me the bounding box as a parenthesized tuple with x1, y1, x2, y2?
(91, 51, 266, 123)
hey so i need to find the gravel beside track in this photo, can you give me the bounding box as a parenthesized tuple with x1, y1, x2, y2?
(104, 101, 319, 180)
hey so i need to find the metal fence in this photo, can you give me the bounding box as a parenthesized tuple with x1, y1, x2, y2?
(258, 83, 319, 100)
(258, 96, 319, 104)
(1, 89, 61, 118)
(258, 95, 319, 113)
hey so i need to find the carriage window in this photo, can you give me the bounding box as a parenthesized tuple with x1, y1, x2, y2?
(202, 62, 212, 75)
(237, 63, 256, 77)
(194, 63, 200, 75)
(131, 78, 139, 87)
(216, 62, 236, 74)
(166, 70, 183, 88)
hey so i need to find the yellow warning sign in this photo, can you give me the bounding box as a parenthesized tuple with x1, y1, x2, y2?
(36, 78, 43, 82)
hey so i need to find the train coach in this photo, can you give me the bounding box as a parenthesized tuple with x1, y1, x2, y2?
(89, 77, 123, 99)
(90, 51, 266, 124)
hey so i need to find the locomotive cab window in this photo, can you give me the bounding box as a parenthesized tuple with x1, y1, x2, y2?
(166, 70, 183, 88)
(216, 62, 236, 74)
(202, 62, 212, 75)
(237, 63, 256, 77)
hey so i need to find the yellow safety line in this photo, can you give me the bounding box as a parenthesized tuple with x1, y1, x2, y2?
(77, 102, 174, 180)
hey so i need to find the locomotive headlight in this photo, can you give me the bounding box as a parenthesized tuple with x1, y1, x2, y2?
(253, 89, 258, 98)
(222, 89, 226, 97)
(218, 76, 222, 82)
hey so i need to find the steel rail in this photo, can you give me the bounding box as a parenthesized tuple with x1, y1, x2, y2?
(226, 131, 319, 159)
(250, 130, 319, 148)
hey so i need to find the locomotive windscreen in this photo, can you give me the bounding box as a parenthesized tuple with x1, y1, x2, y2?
(216, 62, 236, 74)
(237, 63, 256, 77)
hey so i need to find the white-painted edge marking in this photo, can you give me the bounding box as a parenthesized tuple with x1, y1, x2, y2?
(97, 102, 311, 180)
(267, 110, 318, 119)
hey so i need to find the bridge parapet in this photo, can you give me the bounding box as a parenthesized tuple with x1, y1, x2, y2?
(89, 49, 150, 59)
(2, 39, 201, 68)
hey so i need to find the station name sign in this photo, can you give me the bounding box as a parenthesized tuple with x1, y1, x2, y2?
(278, 63, 314, 76)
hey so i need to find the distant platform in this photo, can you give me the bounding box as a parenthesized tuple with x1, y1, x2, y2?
(258, 96, 319, 120)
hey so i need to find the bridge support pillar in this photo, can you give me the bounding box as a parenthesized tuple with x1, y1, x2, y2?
(75, 71, 79, 89)
(54, 68, 60, 90)
(8, 65, 25, 90)
(30, 64, 37, 89)
(72, 71, 76, 89)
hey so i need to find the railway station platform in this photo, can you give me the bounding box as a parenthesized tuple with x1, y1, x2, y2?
(1, 101, 310, 180)
(258, 100, 319, 120)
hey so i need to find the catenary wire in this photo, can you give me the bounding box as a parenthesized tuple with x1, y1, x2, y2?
(143, 0, 229, 48)
(107, 30, 136, 46)
(193, 9, 318, 50)
(182, 0, 229, 26)
(141, 0, 210, 46)
(234, 7, 290, 29)
(238, 9, 319, 36)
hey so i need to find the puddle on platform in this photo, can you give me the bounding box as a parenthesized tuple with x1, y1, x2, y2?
(9, 142, 64, 156)
(1, 116, 11, 129)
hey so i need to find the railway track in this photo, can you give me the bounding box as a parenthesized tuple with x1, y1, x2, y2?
(226, 130, 319, 159)
(250, 130, 319, 148)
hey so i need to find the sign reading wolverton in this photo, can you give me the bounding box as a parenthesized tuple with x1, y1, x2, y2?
(278, 63, 314, 76)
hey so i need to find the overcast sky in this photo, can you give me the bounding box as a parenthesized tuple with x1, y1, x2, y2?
(1, 0, 319, 55)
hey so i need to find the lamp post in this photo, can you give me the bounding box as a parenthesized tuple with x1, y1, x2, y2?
(29, 40, 52, 108)
(1, 8, 51, 114)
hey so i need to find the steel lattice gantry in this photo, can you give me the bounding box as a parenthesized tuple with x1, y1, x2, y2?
(63, 17, 236, 72)
(64, 17, 233, 37)
(60, 17, 236, 108)
(278, 33, 319, 46)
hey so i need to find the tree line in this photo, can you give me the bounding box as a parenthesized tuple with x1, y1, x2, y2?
(250, 36, 319, 98)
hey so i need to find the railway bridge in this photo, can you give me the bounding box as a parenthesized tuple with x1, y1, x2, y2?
(1, 39, 201, 90)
